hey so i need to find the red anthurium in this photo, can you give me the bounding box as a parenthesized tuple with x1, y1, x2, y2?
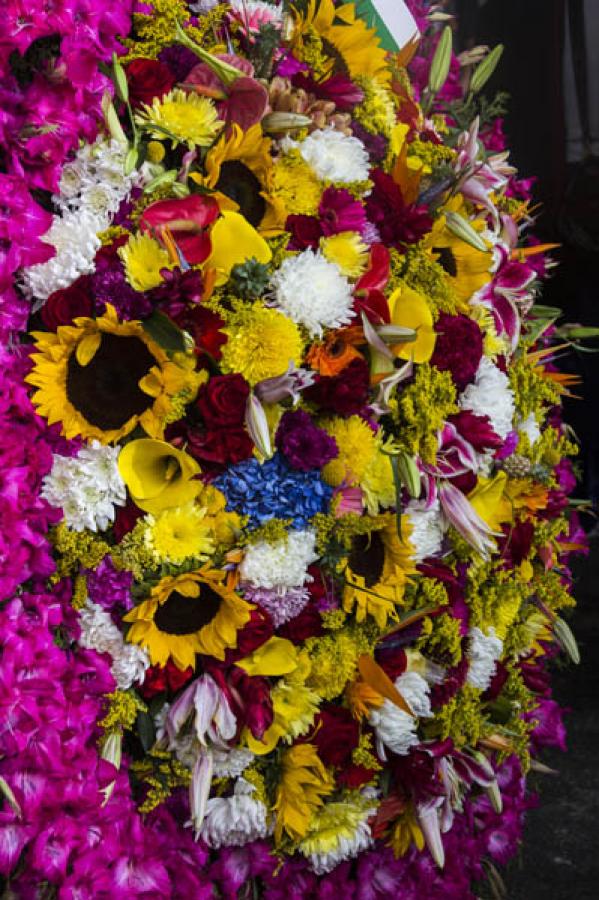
(353, 243, 391, 324)
(183, 55, 268, 133)
(141, 195, 220, 265)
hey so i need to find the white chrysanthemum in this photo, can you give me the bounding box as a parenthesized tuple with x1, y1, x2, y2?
(22, 209, 102, 300)
(271, 250, 354, 337)
(240, 529, 318, 590)
(369, 671, 433, 759)
(78, 599, 150, 690)
(459, 357, 515, 440)
(466, 626, 503, 690)
(201, 778, 273, 848)
(405, 499, 447, 563)
(212, 747, 255, 779)
(518, 413, 541, 445)
(289, 128, 370, 183)
(300, 795, 377, 874)
(41, 442, 126, 533)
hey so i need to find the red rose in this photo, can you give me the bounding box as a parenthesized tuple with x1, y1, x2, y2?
(313, 706, 359, 767)
(187, 426, 254, 470)
(126, 58, 176, 108)
(113, 501, 144, 542)
(197, 374, 250, 427)
(225, 606, 274, 663)
(41, 277, 93, 330)
(278, 605, 325, 642)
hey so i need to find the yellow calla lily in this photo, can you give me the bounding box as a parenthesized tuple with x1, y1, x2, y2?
(388, 283, 437, 363)
(118, 438, 201, 514)
(236, 637, 299, 677)
(206, 210, 272, 285)
(468, 471, 512, 533)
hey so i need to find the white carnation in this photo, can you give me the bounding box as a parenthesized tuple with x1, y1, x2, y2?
(290, 128, 370, 183)
(405, 499, 447, 563)
(459, 357, 515, 439)
(271, 249, 354, 337)
(41, 442, 126, 533)
(239, 529, 318, 590)
(78, 599, 149, 690)
(466, 626, 503, 690)
(369, 671, 433, 759)
(201, 778, 273, 848)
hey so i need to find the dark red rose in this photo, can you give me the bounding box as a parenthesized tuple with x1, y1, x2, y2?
(187, 426, 254, 470)
(197, 374, 250, 427)
(304, 357, 370, 416)
(431, 313, 484, 391)
(41, 277, 93, 330)
(171, 304, 227, 360)
(278, 605, 325, 642)
(365, 169, 433, 250)
(126, 58, 176, 108)
(113, 501, 144, 542)
(313, 706, 359, 767)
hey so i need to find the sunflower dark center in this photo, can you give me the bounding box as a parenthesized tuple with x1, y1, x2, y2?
(434, 246, 458, 278)
(66, 333, 156, 431)
(348, 531, 385, 587)
(321, 37, 350, 78)
(154, 586, 223, 636)
(215, 160, 266, 228)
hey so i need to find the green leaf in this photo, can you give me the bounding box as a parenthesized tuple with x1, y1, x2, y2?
(142, 311, 186, 353)
(113, 52, 129, 104)
(136, 710, 156, 753)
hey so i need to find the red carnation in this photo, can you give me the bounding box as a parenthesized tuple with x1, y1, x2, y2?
(139, 660, 194, 700)
(196, 374, 250, 427)
(126, 58, 176, 108)
(278, 605, 325, 642)
(304, 357, 370, 416)
(448, 410, 502, 452)
(431, 313, 484, 391)
(365, 169, 433, 251)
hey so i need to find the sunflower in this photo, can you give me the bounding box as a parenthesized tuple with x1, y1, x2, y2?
(291, 0, 390, 86)
(124, 568, 253, 670)
(26, 305, 192, 443)
(193, 124, 286, 234)
(424, 200, 493, 305)
(342, 518, 416, 629)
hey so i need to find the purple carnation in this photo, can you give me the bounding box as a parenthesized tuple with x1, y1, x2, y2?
(275, 409, 338, 471)
(86, 556, 134, 621)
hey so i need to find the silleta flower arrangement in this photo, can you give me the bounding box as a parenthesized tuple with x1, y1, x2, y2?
(0, 1, 590, 897)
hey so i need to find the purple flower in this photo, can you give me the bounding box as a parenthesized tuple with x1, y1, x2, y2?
(275, 409, 339, 471)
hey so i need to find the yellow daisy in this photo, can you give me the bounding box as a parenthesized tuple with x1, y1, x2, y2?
(135, 88, 223, 149)
(124, 568, 252, 670)
(26, 305, 192, 443)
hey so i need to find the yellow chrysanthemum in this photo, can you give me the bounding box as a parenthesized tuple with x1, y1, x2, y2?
(220, 305, 303, 386)
(197, 483, 243, 547)
(321, 232, 369, 278)
(119, 232, 174, 292)
(362, 448, 396, 514)
(145, 504, 215, 564)
(342, 518, 417, 629)
(194, 124, 286, 235)
(26, 306, 191, 443)
(322, 416, 378, 487)
(292, 0, 390, 85)
(124, 568, 252, 669)
(272, 151, 322, 216)
(274, 743, 335, 844)
(135, 88, 223, 149)
(299, 795, 376, 862)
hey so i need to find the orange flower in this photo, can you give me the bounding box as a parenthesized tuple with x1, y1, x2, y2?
(306, 326, 364, 376)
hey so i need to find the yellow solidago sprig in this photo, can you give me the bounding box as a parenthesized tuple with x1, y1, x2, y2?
(135, 89, 223, 150)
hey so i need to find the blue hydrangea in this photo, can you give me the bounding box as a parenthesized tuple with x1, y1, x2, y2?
(214, 453, 332, 529)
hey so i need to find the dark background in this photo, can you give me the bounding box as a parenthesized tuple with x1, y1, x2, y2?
(454, 2, 599, 898)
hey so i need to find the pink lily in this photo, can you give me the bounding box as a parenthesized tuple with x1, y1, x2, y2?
(438, 480, 498, 558)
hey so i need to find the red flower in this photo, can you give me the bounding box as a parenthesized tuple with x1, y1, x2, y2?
(171, 304, 227, 360)
(139, 660, 194, 700)
(126, 58, 176, 108)
(113, 501, 144, 542)
(278, 605, 325, 642)
(304, 358, 370, 416)
(313, 706, 359, 767)
(449, 410, 502, 452)
(365, 169, 433, 250)
(353, 243, 391, 324)
(431, 313, 484, 391)
(227, 668, 274, 740)
(196, 374, 249, 427)
(337, 763, 378, 789)
(41, 277, 93, 330)
(141, 195, 220, 265)
(227, 606, 274, 662)
(186, 426, 254, 470)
